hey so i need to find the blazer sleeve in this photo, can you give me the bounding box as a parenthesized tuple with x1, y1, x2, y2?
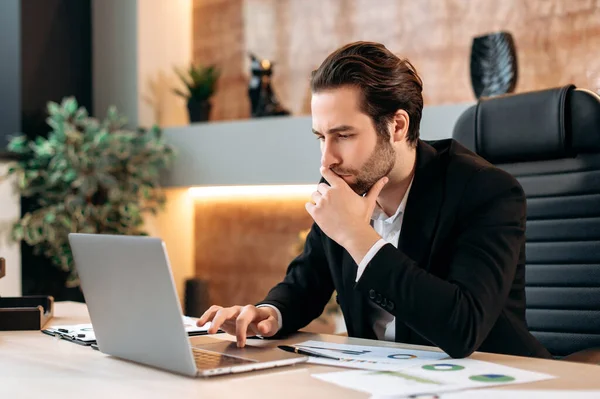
(355, 166, 527, 358)
(257, 222, 335, 336)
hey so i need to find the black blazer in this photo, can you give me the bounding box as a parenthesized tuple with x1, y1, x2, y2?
(259, 139, 551, 359)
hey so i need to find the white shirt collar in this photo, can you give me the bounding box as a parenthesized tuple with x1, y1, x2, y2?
(371, 177, 414, 223)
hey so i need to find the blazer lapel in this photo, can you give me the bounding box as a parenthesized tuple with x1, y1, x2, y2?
(397, 140, 444, 269)
(394, 140, 445, 343)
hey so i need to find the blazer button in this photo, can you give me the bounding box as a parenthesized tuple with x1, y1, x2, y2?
(369, 289, 376, 299)
(375, 294, 382, 304)
(381, 298, 387, 308)
(387, 301, 395, 311)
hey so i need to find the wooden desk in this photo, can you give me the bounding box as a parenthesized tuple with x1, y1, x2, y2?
(1, 302, 599, 398)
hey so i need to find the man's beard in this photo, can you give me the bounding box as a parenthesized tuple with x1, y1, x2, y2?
(333, 138, 396, 195)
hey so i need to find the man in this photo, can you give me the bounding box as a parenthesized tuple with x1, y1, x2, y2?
(198, 41, 551, 359)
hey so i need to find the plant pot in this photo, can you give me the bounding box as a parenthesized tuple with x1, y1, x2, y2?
(187, 99, 212, 123)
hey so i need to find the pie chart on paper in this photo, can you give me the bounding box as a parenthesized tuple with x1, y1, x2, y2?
(422, 363, 465, 371)
(469, 374, 516, 383)
(387, 354, 418, 360)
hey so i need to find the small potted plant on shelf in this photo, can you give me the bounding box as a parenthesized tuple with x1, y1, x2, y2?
(173, 64, 220, 123)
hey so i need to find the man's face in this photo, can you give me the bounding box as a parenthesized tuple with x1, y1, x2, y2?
(311, 86, 396, 195)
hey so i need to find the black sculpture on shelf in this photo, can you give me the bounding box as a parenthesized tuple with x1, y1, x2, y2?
(470, 31, 518, 99)
(248, 53, 290, 117)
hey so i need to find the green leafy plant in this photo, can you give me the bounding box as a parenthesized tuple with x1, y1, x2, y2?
(173, 64, 220, 103)
(2, 97, 176, 286)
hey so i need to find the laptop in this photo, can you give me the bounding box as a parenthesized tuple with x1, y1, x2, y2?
(68, 233, 307, 377)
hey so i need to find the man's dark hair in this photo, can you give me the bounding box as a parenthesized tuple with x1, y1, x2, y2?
(311, 41, 423, 146)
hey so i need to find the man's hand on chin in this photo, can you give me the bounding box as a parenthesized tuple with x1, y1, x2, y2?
(305, 167, 386, 264)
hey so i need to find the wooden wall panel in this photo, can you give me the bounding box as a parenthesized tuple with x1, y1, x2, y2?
(193, 0, 600, 120)
(194, 196, 313, 307)
(191, 0, 248, 120)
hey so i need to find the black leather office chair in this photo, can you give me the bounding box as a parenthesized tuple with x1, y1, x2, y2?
(452, 85, 600, 361)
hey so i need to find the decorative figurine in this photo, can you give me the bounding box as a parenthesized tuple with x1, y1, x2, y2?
(248, 53, 290, 117)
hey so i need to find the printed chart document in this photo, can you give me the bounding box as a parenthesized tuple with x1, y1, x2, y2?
(435, 390, 600, 399)
(295, 340, 448, 371)
(312, 357, 555, 397)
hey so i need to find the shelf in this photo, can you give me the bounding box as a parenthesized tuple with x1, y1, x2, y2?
(160, 103, 474, 188)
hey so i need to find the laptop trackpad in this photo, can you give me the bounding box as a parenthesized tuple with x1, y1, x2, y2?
(191, 335, 306, 366)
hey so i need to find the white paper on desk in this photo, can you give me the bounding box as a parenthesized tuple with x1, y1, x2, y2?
(45, 323, 97, 342)
(296, 340, 449, 370)
(436, 390, 600, 399)
(313, 358, 555, 397)
(47, 316, 211, 342)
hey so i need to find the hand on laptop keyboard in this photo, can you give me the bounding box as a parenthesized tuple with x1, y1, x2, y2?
(197, 305, 280, 348)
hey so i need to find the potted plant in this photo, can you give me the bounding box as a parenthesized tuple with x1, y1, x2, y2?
(173, 64, 220, 123)
(2, 97, 176, 287)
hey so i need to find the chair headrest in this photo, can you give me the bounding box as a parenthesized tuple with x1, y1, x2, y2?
(452, 85, 600, 163)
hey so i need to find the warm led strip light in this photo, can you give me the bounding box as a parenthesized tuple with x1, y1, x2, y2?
(188, 185, 315, 198)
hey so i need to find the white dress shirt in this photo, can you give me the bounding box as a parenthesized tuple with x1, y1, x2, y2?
(260, 179, 413, 340)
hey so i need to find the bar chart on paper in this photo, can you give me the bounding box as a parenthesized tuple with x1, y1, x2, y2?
(294, 340, 449, 371)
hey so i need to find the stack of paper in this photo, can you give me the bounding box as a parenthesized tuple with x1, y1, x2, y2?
(42, 316, 213, 345)
(297, 341, 557, 397)
(297, 340, 448, 371)
(433, 390, 600, 399)
(313, 360, 554, 397)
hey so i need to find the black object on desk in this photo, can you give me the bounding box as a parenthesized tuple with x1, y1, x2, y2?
(277, 345, 342, 360)
(0, 295, 54, 331)
(0, 257, 54, 331)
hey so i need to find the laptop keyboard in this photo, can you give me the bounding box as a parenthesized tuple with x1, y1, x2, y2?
(191, 347, 256, 370)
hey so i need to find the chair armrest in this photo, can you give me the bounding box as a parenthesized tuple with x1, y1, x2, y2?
(563, 347, 600, 365)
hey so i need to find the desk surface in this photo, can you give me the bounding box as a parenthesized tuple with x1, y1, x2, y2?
(1, 302, 599, 398)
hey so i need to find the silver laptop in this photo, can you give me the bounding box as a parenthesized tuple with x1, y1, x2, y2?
(68, 233, 307, 377)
